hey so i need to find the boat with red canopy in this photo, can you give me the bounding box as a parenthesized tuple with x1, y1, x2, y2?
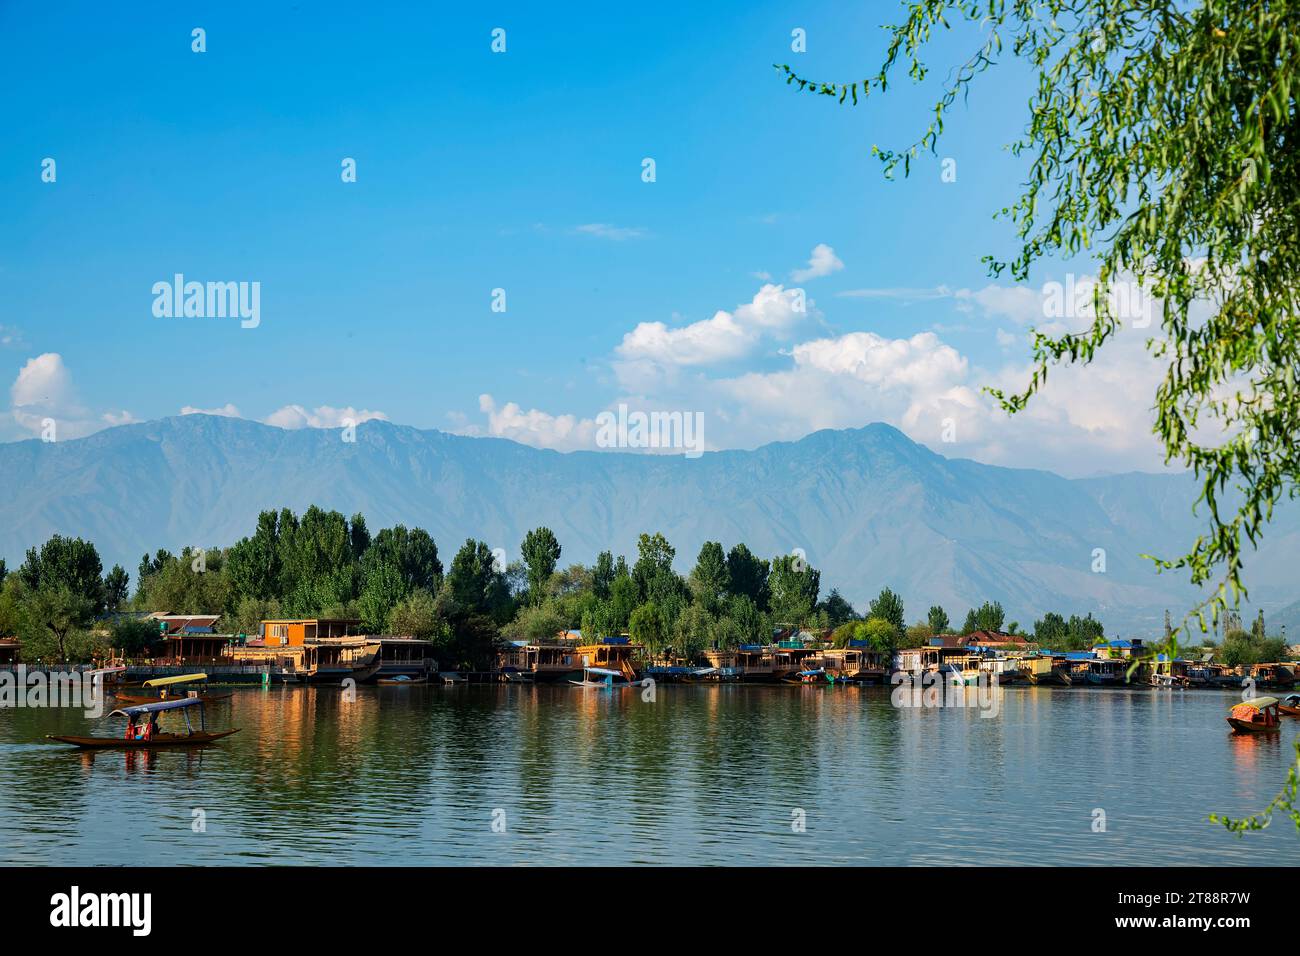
(1226, 697, 1281, 734)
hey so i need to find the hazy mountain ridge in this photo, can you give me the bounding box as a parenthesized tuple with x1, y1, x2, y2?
(1, 414, 1295, 635)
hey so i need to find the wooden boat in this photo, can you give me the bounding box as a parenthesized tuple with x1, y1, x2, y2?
(112, 673, 232, 706)
(570, 666, 634, 688)
(1278, 694, 1300, 717)
(782, 668, 835, 685)
(377, 674, 427, 686)
(46, 697, 240, 749)
(1226, 697, 1282, 734)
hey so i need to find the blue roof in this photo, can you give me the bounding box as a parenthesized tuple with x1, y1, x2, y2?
(1094, 640, 1134, 648)
(110, 697, 206, 718)
(739, 644, 763, 651)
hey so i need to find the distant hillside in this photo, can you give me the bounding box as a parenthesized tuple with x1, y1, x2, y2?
(1, 414, 1296, 635)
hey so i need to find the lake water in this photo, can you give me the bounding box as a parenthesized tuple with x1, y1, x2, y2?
(1, 683, 1296, 865)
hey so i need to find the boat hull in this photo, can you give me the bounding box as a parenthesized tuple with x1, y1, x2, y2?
(1226, 718, 1279, 734)
(46, 729, 240, 749)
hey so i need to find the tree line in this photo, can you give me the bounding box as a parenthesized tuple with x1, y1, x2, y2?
(4, 504, 1287, 667)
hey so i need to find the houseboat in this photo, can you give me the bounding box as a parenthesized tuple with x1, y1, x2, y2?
(894, 646, 982, 686)
(820, 646, 888, 684)
(229, 618, 385, 683)
(1245, 662, 1297, 690)
(769, 644, 821, 682)
(1016, 655, 1066, 685)
(498, 642, 581, 682)
(1086, 658, 1130, 686)
(735, 645, 777, 682)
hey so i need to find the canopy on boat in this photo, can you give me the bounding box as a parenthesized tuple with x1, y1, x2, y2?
(143, 673, 208, 688)
(1285, 694, 1300, 705)
(110, 697, 207, 718)
(583, 667, 623, 677)
(1236, 697, 1279, 710)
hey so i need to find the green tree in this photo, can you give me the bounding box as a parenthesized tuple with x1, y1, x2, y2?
(906, 621, 935, 646)
(388, 588, 443, 641)
(859, 617, 901, 658)
(868, 587, 906, 640)
(927, 605, 950, 634)
(22, 587, 94, 662)
(444, 539, 512, 624)
(629, 602, 668, 656)
(819, 589, 857, 626)
(963, 601, 1005, 634)
(520, 527, 562, 605)
(778, 0, 1300, 636)
(110, 617, 166, 657)
(672, 604, 715, 662)
(503, 601, 568, 644)
(592, 551, 616, 600)
(768, 554, 820, 625)
(19, 534, 105, 613)
(103, 565, 130, 611)
(687, 541, 731, 613)
(225, 510, 284, 602)
(724, 594, 767, 646)
(726, 544, 770, 611)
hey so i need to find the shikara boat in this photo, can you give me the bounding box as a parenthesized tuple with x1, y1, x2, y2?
(1279, 694, 1300, 717)
(46, 697, 240, 749)
(112, 673, 232, 706)
(570, 666, 633, 688)
(1226, 697, 1282, 734)
(377, 674, 427, 686)
(783, 668, 833, 685)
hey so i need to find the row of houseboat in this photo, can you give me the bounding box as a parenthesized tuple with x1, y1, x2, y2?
(500, 630, 1299, 690)
(13, 613, 1293, 692)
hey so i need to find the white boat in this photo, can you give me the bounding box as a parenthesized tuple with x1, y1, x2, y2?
(569, 666, 632, 688)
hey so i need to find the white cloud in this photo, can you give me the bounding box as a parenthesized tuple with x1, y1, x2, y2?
(574, 223, 648, 241)
(181, 403, 242, 418)
(612, 283, 811, 393)
(616, 310, 752, 368)
(263, 405, 388, 430)
(473, 394, 597, 451)
(0, 325, 24, 349)
(790, 243, 844, 282)
(5, 352, 130, 440)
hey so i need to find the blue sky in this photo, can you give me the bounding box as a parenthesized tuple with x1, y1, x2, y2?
(0, 1, 1167, 475)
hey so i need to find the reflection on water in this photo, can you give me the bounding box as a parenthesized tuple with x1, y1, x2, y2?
(0, 684, 1295, 865)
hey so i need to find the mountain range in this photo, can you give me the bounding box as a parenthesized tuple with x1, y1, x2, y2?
(2, 414, 1297, 636)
